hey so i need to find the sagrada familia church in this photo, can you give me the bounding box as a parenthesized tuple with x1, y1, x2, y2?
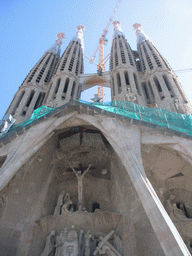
(0, 20, 192, 255)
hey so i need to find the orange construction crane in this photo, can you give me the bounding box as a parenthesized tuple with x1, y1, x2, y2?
(90, 0, 122, 102)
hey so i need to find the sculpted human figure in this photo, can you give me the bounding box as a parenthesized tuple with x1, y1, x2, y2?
(62, 226, 78, 256)
(41, 230, 55, 256)
(84, 230, 92, 256)
(165, 195, 190, 222)
(54, 191, 65, 216)
(61, 192, 73, 214)
(68, 162, 92, 211)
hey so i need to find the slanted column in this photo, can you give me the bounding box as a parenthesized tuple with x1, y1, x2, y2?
(157, 75, 172, 99)
(65, 78, 74, 101)
(149, 77, 162, 104)
(98, 118, 189, 256)
(119, 70, 127, 93)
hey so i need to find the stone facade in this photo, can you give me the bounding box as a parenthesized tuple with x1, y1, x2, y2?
(1, 21, 192, 256)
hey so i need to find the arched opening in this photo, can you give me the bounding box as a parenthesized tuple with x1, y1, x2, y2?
(92, 202, 100, 212)
(163, 75, 174, 97)
(34, 92, 45, 110)
(117, 73, 121, 94)
(11, 90, 25, 116)
(154, 77, 164, 99)
(124, 71, 129, 85)
(71, 81, 76, 100)
(62, 78, 70, 100)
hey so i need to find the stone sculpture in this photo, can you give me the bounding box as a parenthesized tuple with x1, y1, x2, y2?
(54, 191, 65, 216)
(54, 191, 73, 216)
(41, 230, 56, 256)
(84, 230, 92, 256)
(165, 195, 190, 222)
(62, 226, 78, 256)
(61, 193, 73, 214)
(68, 162, 92, 211)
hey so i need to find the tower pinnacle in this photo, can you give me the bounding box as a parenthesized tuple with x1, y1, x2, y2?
(47, 32, 65, 57)
(113, 21, 124, 38)
(133, 23, 149, 45)
(72, 25, 85, 49)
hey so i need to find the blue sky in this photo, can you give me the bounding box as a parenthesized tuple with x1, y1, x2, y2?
(1, 0, 192, 119)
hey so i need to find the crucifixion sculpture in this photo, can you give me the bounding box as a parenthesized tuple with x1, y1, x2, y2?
(68, 162, 92, 211)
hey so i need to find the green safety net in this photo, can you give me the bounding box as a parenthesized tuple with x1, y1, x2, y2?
(9, 106, 55, 131)
(79, 100, 192, 136)
(3, 100, 192, 137)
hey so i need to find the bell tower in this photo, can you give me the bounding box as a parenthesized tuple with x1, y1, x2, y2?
(5, 33, 65, 124)
(45, 25, 85, 108)
(133, 23, 191, 114)
(109, 21, 145, 106)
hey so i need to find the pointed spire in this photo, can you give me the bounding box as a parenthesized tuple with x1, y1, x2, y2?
(113, 21, 124, 38)
(133, 23, 150, 45)
(47, 33, 65, 57)
(72, 25, 85, 50)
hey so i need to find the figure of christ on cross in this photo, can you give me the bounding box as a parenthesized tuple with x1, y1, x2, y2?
(68, 162, 92, 211)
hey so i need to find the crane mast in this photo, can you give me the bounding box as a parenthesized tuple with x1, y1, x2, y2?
(90, 0, 122, 102)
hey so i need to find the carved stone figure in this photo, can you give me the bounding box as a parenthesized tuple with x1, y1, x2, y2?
(62, 226, 78, 256)
(165, 195, 190, 222)
(125, 88, 137, 102)
(54, 191, 65, 216)
(61, 193, 73, 214)
(41, 230, 56, 256)
(68, 162, 92, 211)
(84, 230, 92, 256)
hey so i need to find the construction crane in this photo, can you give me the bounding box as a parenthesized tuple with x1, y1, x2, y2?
(90, 0, 122, 102)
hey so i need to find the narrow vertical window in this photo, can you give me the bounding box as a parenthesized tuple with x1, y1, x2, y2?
(71, 81, 76, 99)
(112, 77, 115, 96)
(142, 82, 150, 104)
(124, 71, 129, 85)
(117, 73, 121, 93)
(11, 90, 25, 115)
(148, 80, 155, 102)
(163, 75, 174, 97)
(62, 78, 70, 100)
(154, 77, 164, 99)
(26, 90, 35, 107)
(34, 93, 45, 110)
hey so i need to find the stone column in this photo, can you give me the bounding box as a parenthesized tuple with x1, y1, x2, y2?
(95, 118, 190, 256)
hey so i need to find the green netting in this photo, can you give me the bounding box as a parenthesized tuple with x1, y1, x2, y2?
(79, 100, 192, 136)
(3, 100, 192, 138)
(9, 106, 55, 131)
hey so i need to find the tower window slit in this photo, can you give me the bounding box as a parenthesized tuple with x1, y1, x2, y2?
(142, 82, 151, 104)
(125, 43, 134, 66)
(142, 44, 153, 70)
(26, 90, 35, 107)
(60, 57, 68, 71)
(124, 71, 129, 85)
(34, 92, 45, 110)
(154, 77, 164, 99)
(71, 81, 76, 99)
(139, 48, 146, 71)
(11, 90, 25, 115)
(62, 78, 70, 99)
(112, 77, 115, 96)
(115, 51, 118, 66)
(117, 73, 121, 93)
(121, 50, 126, 64)
(133, 73, 141, 95)
(75, 60, 79, 75)
(163, 75, 174, 97)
